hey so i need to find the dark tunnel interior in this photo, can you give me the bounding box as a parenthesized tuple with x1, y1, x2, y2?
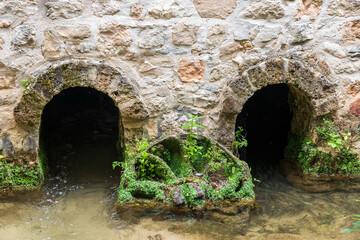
(40, 87, 120, 183)
(235, 84, 293, 176)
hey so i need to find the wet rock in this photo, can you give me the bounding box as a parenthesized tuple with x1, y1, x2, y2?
(349, 46, 360, 60)
(130, 3, 145, 20)
(172, 23, 199, 46)
(149, 0, 186, 19)
(55, 25, 91, 41)
(177, 58, 204, 82)
(91, 0, 121, 17)
(173, 189, 185, 205)
(207, 24, 228, 46)
(11, 23, 35, 47)
(138, 26, 167, 49)
(194, 0, 236, 19)
(327, 0, 360, 17)
(45, 0, 82, 20)
(242, 0, 285, 20)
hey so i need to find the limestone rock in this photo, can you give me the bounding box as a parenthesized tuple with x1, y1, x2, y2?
(296, 0, 322, 20)
(98, 22, 132, 56)
(219, 42, 242, 60)
(209, 63, 238, 82)
(349, 46, 360, 60)
(45, 0, 82, 20)
(172, 23, 199, 46)
(207, 25, 228, 46)
(55, 25, 91, 41)
(177, 59, 204, 82)
(148, 0, 185, 19)
(233, 21, 258, 41)
(138, 26, 166, 49)
(242, 0, 285, 20)
(290, 23, 313, 44)
(0, 20, 10, 29)
(130, 3, 145, 20)
(42, 30, 65, 60)
(194, 0, 236, 19)
(341, 20, 360, 43)
(255, 27, 281, 43)
(328, 0, 360, 17)
(322, 42, 347, 58)
(349, 99, 360, 116)
(194, 85, 219, 108)
(91, 0, 121, 17)
(11, 23, 35, 47)
(0, 62, 17, 90)
(347, 81, 360, 97)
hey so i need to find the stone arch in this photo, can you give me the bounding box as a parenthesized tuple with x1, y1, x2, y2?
(213, 58, 338, 148)
(12, 60, 149, 168)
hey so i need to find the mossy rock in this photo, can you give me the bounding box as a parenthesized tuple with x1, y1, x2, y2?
(116, 134, 255, 214)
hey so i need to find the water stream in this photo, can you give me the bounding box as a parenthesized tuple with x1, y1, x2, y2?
(0, 139, 359, 240)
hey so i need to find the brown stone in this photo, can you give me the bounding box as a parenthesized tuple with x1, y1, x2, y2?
(55, 25, 91, 41)
(130, 3, 145, 20)
(0, 20, 10, 28)
(328, 0, 360, 17)
(194, 0, 236, 19)
(219, 41, 252, 60)
(98, 22, 132, 56)
(0, 62, 17, 90)
(207, 25, 228, 46)
(347, 81, 360, 97)
(172, 23, 199, 46)
(349, 99, 360, 116)
(296, 0, 322, 20)
(341, 20, 360, 43)
(177, 59, 204, 82)
(42, 30, 64, 60)
(242, 0, 285, 19)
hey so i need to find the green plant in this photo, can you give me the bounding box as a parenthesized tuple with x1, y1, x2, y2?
(233, 126, 248, 157)
(181, 114, 204, 164)
(0, 160, 40, 187)
(180, 183, 205, 206)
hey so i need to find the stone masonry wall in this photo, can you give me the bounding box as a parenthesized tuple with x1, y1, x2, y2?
(0, 0, 360, 165)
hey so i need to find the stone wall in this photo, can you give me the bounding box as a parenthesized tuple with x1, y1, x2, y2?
(0, 0, 359, 165)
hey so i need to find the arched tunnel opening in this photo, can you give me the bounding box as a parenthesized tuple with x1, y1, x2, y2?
(236, 84, 293, 178)
(39, 87, 121, 183)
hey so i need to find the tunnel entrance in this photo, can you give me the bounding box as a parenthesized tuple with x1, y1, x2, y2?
(40, 87, 121, 183)
(236, 84, 293, 176)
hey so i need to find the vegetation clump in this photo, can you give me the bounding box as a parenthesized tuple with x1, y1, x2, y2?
(114, 114, 255, 210)
(0, 154, 40, 188)
(286, 119, 360, 175)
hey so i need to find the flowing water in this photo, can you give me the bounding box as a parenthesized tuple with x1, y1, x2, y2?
(0, 142, 359, 240)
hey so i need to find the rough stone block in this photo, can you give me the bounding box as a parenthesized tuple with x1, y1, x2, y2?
(11, 23, 35, 47)
(91, 0, 121, 17)
(149, 0, 185, 19)
(349, 99, 360, 116)
(45, 0, 82, 20)
(341, 20, 360, 43)
(207, 24, 228, 46)
(138, 26, 167, 49)
(242, 0, 285, 20)
(328, 0, 360, 17)
(296, 0, 322, 20)
(194, 0, 236, 19)
(130, 3, 145, 20)
(172, 23, 199, 46)
(177, 59, 204, 82)
(55, 25, 91, 41)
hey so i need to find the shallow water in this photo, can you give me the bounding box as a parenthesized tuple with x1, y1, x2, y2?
(0, 139, 359, 240)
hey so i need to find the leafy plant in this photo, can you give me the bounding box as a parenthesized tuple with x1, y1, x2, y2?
(180, 183, 205, 206)
(233, 126, 248, 158)
(181, 114, 204, 164)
